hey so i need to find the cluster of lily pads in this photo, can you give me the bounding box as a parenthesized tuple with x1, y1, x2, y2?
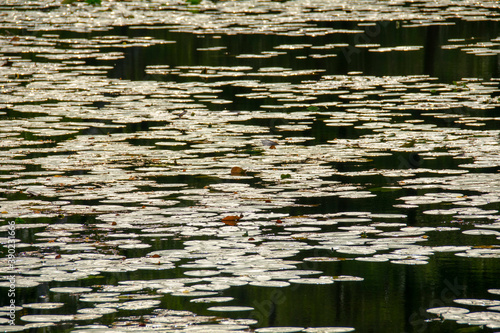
(1, 0, 500, 332)
(0, 0, 499, 35)
(426, 289, 500, 330)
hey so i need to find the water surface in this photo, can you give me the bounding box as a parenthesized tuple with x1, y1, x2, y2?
(0, 1, 500, 332)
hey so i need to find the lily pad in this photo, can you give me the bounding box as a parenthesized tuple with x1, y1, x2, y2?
(0, 326, 27, 332)
(207, 306, 254, 312)
(50, 287, 93, 293)
(190, 297, 235, 303)
(427, 307, 470, 315)
(289, 278, 334, 285)
(304, 328, 355, 333)
(255, 328, 305, 333)
(454, 299, 500, 307)
(23, 303, 64, 310)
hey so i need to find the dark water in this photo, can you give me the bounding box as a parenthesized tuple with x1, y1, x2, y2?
(110, 20, 500, 83)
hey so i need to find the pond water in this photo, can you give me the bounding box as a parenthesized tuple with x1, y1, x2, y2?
(1, 0, 500, 332)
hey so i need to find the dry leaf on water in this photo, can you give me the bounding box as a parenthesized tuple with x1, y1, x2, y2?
(221, 214, 243, 226)
(230, 166, 246, 176)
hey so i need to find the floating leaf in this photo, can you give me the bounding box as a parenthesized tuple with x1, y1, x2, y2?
(221, 214, 243, 226)
(231, 166, 246, 176)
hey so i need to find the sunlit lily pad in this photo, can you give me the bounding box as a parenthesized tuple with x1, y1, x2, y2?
(50, 287, 93, 293)
(454, 299, 500, 307)
(431, 246, 471, 252)
(303, 257, 346, 262)
(101, 285, 143, 293)
(390, 259, 428, 265)
(456, 311, 500, 325)
(192, 283, 231, 291)
(255, 328, 305, 333)
(289, 278, 334, 285)
(0, 280, 40, 288)
(80, 297, 120, 303)
(68, 327, 116, 333)
(77, 308, 117, 315)
(462, 229, 500, 236)
(207, 306, 254, 312)
(0, 326, 27, 332)
(355, 257, 389, 262)
(179, 324, 249, 331)
(303, 328, 355, 333)
(119, 300, 161, 310)
(21, 314, 101, 322)
(170, 291, 218, 297)
(331, 275, 364, 282)
(427, 307, 470, 315)
(190, 297, 235, 303)
(23, 303, 64, 310)
(24, 322, 56, 329)
(336, 247, 377, 255)
(118, 243, 152, 249)
(249, 280, 291, 287)
(184, 270, 221, 277)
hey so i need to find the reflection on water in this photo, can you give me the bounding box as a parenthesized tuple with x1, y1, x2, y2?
(111, 20, 499, 83)
(0, 1, 500, 332)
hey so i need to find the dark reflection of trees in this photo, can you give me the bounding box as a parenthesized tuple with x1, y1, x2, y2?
(423, 25, 439, 76)
(108, 20, 499, 84)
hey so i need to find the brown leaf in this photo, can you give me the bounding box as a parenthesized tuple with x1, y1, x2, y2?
(221, 214, 243, 226)
(231, 166, 246, 176)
